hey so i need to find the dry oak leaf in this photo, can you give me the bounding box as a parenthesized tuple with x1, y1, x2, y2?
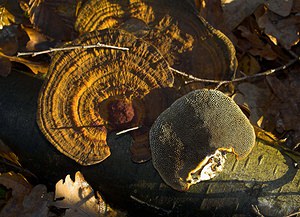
(0, 139, 21, 166)
(19, 0, 77, 41)
(0, 172, 32, 217)
(53, 171, 113, 217)
(0, 0, 27, 29)
(254, 5, 300, 49)
(0, 56, 12, 77)
(237, 24, 278, 60)
(221, 0, 294, 30)
(0, 52, 48, 74)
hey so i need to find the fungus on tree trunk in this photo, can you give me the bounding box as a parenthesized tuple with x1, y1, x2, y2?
(74, 0, 237, 81)
(149, 89, 256, 191)
(37, 29, 174, 166)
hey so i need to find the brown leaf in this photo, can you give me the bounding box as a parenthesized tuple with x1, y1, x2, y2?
(221, 0, 263, 30)
(238, 54, 261, 75)
(20, 0, 78, 41)
(233, 82, 273, 127)
(265, 0, 293, 16)
(0, 172, 32, 217)
(255, 6, 300, 49)
(0, 0, 27, 29)
(21, 185, 53, 217)
(0, 139, 21, 166)
(22, 26, 50, 51)
(237, 24, 278, 60)
(0, 26, 18, 55)
(1, 52, 48, 74)
(221, 0, 294, 30)
(0, 56, 12, 77)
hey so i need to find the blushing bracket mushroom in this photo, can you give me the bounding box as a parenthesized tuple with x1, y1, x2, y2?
(37, 29, 174, 166)
(149, 89, 256, 191)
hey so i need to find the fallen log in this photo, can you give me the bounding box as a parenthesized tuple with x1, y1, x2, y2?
(0, 72, 299, 216)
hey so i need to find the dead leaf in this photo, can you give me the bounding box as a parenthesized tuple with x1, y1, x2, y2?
(0, 52, 48, 74)
(19, 0, 78, 41)
(265, 0, 293, 17)
(53, 171, 108, 217)
(221, 0, 294, 30)
(233, 82, 273, 127)
(0, 25, 18, 55)
(21, 185, 53, 217)
(292, 0, 300, 12)
(255, 6, 300, 49)
(0, 172, 32, 217)
(22, 26, 52, 51)
(0, 56, 12, 77)
(0, 139, 21, 166)
(237, 24, 278, 60)
(0, 0, 27, 29)
(238, 54, 261, 75)
(221, 0, 263, 30)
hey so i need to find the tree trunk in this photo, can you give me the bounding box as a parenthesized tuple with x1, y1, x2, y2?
(0, 72, 299, 217)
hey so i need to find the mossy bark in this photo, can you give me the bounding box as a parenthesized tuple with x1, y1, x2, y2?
(0, 72, 299, 217)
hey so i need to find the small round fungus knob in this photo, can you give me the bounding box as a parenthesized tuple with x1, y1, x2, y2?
(149, 89, 256, 191)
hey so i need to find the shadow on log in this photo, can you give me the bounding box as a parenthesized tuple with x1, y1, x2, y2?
(0, 72, 299, 217)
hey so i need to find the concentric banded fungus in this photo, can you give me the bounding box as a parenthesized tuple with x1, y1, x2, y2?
(75, 0, 237, 80)
(149, 89, 256, 191)
(37, 29, 173, 166)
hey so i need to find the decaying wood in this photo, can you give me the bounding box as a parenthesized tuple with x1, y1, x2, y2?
(0, 72, 299, 217)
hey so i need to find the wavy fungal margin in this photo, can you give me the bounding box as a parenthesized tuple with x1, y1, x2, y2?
(37, 29, 173, 165)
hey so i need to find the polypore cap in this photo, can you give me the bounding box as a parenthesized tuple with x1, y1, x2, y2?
(149, 89, 256, 191)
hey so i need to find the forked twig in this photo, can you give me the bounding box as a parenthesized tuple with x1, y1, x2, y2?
(170, 54, 300, 89)
(17, 42, 129, 57)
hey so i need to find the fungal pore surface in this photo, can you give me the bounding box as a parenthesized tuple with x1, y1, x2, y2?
(150, 89, 256, 191)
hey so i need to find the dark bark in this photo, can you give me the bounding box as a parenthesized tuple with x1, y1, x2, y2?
(0, 72, 299, 217)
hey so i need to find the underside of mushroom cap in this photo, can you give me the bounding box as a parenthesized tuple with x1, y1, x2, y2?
(149, 89, 256, 191)
(37, 29, 173, 166)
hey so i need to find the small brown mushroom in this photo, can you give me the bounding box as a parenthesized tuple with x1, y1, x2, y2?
(75, 0, 237, 81)
(37, 29, 173, 166)
(149, 89, 256, 191)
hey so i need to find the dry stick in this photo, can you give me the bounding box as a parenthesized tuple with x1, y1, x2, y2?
(130, 195, 173, 214)
(169, 55, 300, 89)
(17, 42, 129, 57)
(116, 126, 141, 135)
(285, 211, 300, 217)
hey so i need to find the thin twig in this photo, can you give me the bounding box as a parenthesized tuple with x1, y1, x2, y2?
(285, 211, 300, 217)
(17, 42, 129, 57)
(116, 126, 141, 135)
(130, 195, 172, 214)
(251, 205, 265, 217)
(170, 55, 300, 89)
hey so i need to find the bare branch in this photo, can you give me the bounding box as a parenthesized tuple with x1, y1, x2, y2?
(170, 55, 300, 89)
(17, 42, 129, 57)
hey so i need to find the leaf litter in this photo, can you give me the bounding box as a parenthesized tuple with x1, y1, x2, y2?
(0, 171, 124, 217)
(0, 0, 299, 214)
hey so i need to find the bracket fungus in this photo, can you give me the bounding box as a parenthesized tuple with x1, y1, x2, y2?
(149, 89, 256, 191)
(37, 29, 173, 166)
(75, 0, 237, 81)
